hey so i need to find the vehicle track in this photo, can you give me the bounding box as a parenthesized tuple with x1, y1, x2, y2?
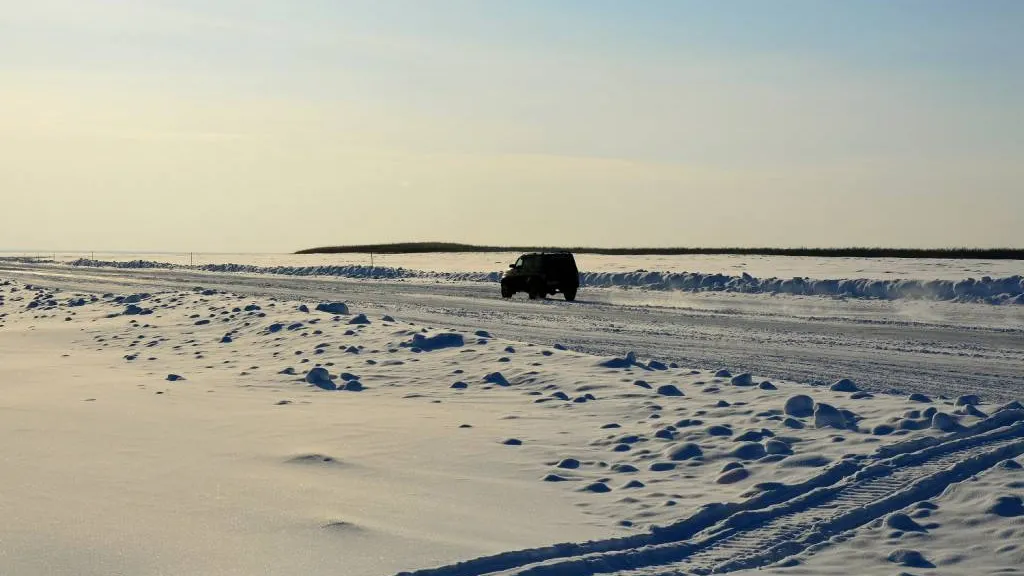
(396, 411, 1024, 576)
(644, 432, 1024, 574)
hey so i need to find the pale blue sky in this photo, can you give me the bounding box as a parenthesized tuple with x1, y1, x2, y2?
(1, 1, 1022, 251)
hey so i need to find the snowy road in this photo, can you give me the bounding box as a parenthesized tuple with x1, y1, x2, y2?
(2, 261, 1022, 401)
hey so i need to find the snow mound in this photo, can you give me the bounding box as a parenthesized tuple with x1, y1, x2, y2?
(405, 333, 465, 351)
(598, 352, 638, 369)
(717, 467, 750, 484)
(765, 439, 792, 455)
(730, 373, 754, 386)
(931, 411, 959, 432)
(483, 372, 510, 386)
(730, 442, 767, 460)
(887, 549, 934, 568)
(784, 395, 815, 418)
(813, 403, 848, 429)
(986, 495, 1024, 517)
(304, 367, 336, 390)
(580, 482, 610, 493)
(667, 443, 703, 461)
(955, 394, 981, 407)
(885, 512, 927, 532)
(315, 302, 349, 315)
(656, 384, 683, 396)
(830, 379, 859, 392)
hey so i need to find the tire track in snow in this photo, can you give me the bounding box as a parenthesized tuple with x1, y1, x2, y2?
(395, 410, 1024, 576)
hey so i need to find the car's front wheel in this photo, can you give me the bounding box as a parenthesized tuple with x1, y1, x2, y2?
(563, 287, 577, 302)
(500, 283, 513, 299)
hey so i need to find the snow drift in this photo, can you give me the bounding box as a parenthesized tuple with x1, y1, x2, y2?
(65, 258, 1024, 304)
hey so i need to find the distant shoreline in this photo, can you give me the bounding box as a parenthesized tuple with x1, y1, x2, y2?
(296, 243, 1024, 260)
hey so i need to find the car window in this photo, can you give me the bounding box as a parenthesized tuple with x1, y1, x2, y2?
(514, 257, 524, 268)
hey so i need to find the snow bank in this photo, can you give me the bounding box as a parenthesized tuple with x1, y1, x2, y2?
(578, 270, 1024, 304)
(66, 259, 1023, 304)
(67, 258, 502, 283)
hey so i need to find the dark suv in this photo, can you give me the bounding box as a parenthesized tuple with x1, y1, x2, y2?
(500, 252, 579, 301)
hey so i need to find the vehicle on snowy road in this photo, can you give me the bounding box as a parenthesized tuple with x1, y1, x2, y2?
(500, 252, 579, 301)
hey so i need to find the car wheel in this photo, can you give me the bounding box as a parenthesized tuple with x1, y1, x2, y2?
(563, 288, 577, 302)
(528, 279, 543, 300)
(500, 284, 513, 299)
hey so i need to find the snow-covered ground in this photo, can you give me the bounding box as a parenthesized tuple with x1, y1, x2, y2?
(1, 260, 1022, 575)
(2, 259, 1021, 400)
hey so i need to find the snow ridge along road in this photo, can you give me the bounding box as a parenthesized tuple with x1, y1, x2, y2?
(1, 260, 1021, 402)
(62, 257, 1024, 304)
(397, 409, 1024, 576)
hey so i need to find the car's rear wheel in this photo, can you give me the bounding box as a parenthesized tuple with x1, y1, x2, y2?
(563, 287, 577, 302)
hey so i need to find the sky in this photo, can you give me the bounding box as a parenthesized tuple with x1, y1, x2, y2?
(1, 0, 1022, 252)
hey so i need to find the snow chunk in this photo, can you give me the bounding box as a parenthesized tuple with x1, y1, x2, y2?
(599, 352, 638, 369)
(887, 549, 934, 568)
(305, 367, 336, 390)
(483, 372, 510, 386)
(730, 442, 767, 460)
(814, 403, 847, 429)
(717, 467, 750, 484)
(405, 332, 465, 352)
(931, 411, 959, 432)
(730, 373, 754, 386)
(885, 512, 926, 532)
(784, 394, 815, 418)
(315, 302, 349, 315)
(955, 394, 981, 407)
(656, 384, 683, 397)
(987, 495, 1024, 517)
(667, 443, 703, 461)
(830, 379, 859, 392)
